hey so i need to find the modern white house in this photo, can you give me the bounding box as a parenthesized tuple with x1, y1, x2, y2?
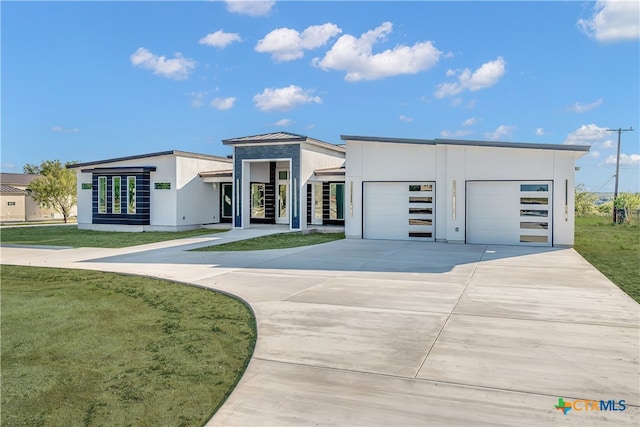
(69, 150, 233, 231)
(69, 132, 589, 246)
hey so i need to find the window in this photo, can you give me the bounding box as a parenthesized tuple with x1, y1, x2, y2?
(330, 183, 344, 220)
(251, 183, 265, 218)
(314, 183, 323, 222)
(81, 183, 92, 190)
(222, 183, 233, 218)
(520, 222, 548, 230)
(154, 182, 171, 190)
(520, 197, 548, 205)
(112, 177, 121, 214)
(7, 201, 16, 206)
(98, 176, 107, 213)
(409, 184, 432, 192)
(127, 176, 136, 214)
(520, 184, 548, 192)
(409, 208, 432, 215)
(278, 171, 288, 180)
(520, 209, 548, 217)
(520, 235, 548, 243)
(409, 218, 432, 226)
(409, 197, 432, 203)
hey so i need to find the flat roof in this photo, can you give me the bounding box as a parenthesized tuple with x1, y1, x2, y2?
(340, 135, 591, 152)
(224, 132, 346, 154)
(68, 150, 232, 169)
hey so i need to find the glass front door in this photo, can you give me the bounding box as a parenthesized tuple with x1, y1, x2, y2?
(276, 170, 289, 224)
(221, 183, 233, 219)
(312, 182, 323, 225)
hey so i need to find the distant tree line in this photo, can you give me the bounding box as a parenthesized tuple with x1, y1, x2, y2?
(575, 184, 640, 223)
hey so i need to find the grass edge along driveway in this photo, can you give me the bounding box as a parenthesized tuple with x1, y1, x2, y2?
(1, 265, 256, 427)
(0, 225, 226, 248)
(194, 231, 345, 251)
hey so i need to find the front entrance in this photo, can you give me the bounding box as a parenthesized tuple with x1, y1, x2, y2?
(276, 169, 289, 224)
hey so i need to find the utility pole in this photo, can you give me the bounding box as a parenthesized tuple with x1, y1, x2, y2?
(606, 127, 634, 223)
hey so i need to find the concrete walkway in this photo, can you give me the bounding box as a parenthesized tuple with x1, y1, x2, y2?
(1, 231, 638, 426)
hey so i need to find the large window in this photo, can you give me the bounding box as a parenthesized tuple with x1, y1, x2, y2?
(112, 177, 121, 214)
(330, 183, 344, 220)
(251, 183, 265, 218)
(98, 176, 107, 213)
(127, 176, 136, 214)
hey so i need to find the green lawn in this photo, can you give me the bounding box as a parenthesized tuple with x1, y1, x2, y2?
(1, 265, 256, 427)
(194, 232, 345, 251)
(0, 225, 226, 248)
(574, 215, 640, 303)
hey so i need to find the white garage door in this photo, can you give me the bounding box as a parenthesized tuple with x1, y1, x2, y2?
(364, 182, 435, 241)
(466, 181, 552, 246)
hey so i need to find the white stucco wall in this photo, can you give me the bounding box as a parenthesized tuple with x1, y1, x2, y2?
(345, 139, 584, 246)
(175, 156, 232, 226)
(300, 143, 345, 229)
(76, 170, 93, 225)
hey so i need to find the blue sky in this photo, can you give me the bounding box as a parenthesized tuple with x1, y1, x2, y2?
(2, 0, 639, 192)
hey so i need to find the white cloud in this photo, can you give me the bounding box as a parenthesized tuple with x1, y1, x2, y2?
(441, 129, 472, 138)
(601, 139, 617, 148)
(253, 85, 322, 112)
(578, 0, 640, 42)
(484, 124, 515, 141)
(188, 91, 207, 108)
(536, 128, 545, 136)
(589, 150, 600, 158)
(199, 30, 242, 48)
(570, 97, 603, 113)
(225, 0, 274, 17)
(130, 47, 195, 80)
(51, 126, 79, 133)
(564, 123, 608, 145)
(434, 56, 506, 98)
(256, 23, 342, 62)
(275, 118, 292, 126)
(313, 22, 442, 81)
(211, 97, 237, 110)
(399, 115, 413, 123)
(605, 153, 640, 166)
(463, 117, 479, 126)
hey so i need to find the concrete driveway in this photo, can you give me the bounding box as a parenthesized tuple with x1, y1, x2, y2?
(1, 232, 638, 426)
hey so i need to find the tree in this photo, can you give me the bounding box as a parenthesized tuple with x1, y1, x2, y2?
(614, 192, 640, 223)
(574, 184, 598, 216)
(25, 160, 77, 223)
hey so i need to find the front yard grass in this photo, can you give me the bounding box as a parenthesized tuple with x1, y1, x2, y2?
(574, 215, 639, 303)
(195, 232, 345, 251)
(0, 265, 256, 427)
(0, 225, 225, 248)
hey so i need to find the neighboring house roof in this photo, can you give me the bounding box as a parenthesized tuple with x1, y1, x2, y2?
(340, 135, 591, 152)
(0, 172, 40, 186)
(198, 169, 233, 178)
(223, 132, 346, 154)
(67, 150, 232, 169)
(1, 184, 27, 194)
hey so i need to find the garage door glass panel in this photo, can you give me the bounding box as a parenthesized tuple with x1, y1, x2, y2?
(520, 209, 548, 217)
(520, 222, 548, 230)
(409, 197, 432, 203)
(520, 235, 548, 243)
(520, 184, 548, 192)
(409, 184, 432, 192)
(520, 197, 548, 205)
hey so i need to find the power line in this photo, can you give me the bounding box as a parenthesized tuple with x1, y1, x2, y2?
(605, 127, 634, 223)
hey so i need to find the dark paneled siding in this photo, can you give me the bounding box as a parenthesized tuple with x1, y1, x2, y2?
(92, 173, 151, 225)
(233, 144, 300, 228)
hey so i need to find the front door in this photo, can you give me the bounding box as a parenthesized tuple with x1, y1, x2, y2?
(276, 169, 289, 224)
(312, 182, 323, 225)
